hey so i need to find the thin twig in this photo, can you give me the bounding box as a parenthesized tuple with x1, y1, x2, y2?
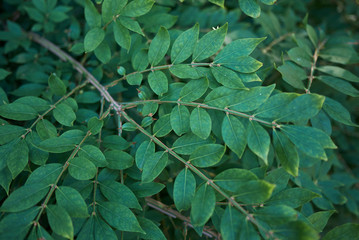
(262, 32, 293, 54)
(306, 39, 327, 93)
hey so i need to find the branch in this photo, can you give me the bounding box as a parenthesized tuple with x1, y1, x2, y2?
(306, 39, 327, 93)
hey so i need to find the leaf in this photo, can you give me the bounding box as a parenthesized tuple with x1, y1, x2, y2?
(69, 157, 97, 180)
(219, 56, 263, 73)
(36, 119, 57, 140)
(142, 151, 168, 183)
(170, 105, 190, 136)
(308, 210, 335, 232)
(132, 49, 149, 71)
(130, 182, 165, 197)
(26, 163, 62, 186)
(209, 0, 224, 7)
(322, 223, 359, 240)
(47, 205, 74, 239)
(94, 41, 111, 63)
(179, 78, 208, 102)
(214, 168, 258, 192)
(148, 71, 168, 96)
(288, 47, 313, 68)
(211, 66, 246, 89)
(48, 73, 66, 96)
(323, 97, 357, 126)
(267, 188, 320, 208)
(189, 144, 225, 167)
(94, 217, 118, 240)
(135, 141, 155, 170)
(99, 180, 141, 210)
(192, 23, 228, 62)
(278, 93, 325, 122)
(273, 130, 299, 177)
(172, 133, 214, 155)
(138, 217, 167, 240)
(190, 108, 212, 139)
(0, 68, 11, 80)
(55, 186, 89, 218)
(204, 86, 239, 108)
(122, 0, 155, 17)
(220, 205, 242, 240)
(276, 221, 319, 240)
(1, 184, 48, 212)
(234, 180, 275, 203)
(190, 184, 216, 226)
(0, 103, 37, 121)
(306, 24, 318, 47)
(98, 201, 145, 233)
(277, 61, 307, 89)
(113, 21, 131, 50)
(84, 27, 105, 52)
(53, 103, 76, 126)
(7, 139, 29, 179)
(222, 115, 246, 158)
(247, 121, 270, 164)
(79, 145, 108, 167)
(119, 16, 144, 36)
(316, 66, 359, 83)
(88, 116, 103, 135)
(254, 205, 298, 225)
(148, 27, 170, 66)
(102, 135, 130, 150)
(169, 64, 202, 79)
(37, 136, 75, 153)
(171, 23, 199, 64)
(102, 0, 127, 23)
(13, 96, 49, 112)
(104, 150, 134, 170)
(84, 0, 101, 28)
(0, 125, 25, 145)
(317, 75, 359, 97)
(214, 37, 266, 63)
(239, 0, 261, 18)
(153, 114, 172, 137)
(126, 72, 143, 85)
(261, 0, 277, 4)
(173, 168, 196, 211)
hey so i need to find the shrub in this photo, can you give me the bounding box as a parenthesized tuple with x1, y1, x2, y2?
(0, 0, 359, 239)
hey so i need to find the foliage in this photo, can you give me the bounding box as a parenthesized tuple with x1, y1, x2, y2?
(0, 0, 359, 239)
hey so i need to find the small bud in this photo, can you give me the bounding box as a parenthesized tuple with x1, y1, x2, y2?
(117, 66, 126, 76)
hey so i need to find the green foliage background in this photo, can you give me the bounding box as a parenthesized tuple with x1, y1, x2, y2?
(0, 0, 359, 239)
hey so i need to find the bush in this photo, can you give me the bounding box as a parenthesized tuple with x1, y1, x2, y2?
(0, 0, 359, 239)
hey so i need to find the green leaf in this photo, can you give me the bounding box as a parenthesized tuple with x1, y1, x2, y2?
(171, 23, 199, 64)
(142, 151, 168, 183)
(56, 186, 89, 218)
(126, 72, 143, 85)
(53, 103, 76, 126)
(84, 27, 105, 52)
(36, 119, 57, 140)
(219, 56, 263, 73)
(322, 223, 359, 240)
(99, 180, 141, 210)
(234, 180, 275, 203)
(306, 24, 318, 47)
(204, 86, 238, 108)
(214, 168, 258, 192)
(254, 205, 298, 225)
(190, 184, 216, 226)
(239, 0, 261, 18)
(0, 125, 25, 145)
(0, 68, 11, 80)
(119, 16, 144, 36)
(133, 49, 149, 71)
(37, 136, 75, 153)
(317, 66, 359, 83)
(148, 71, 168, 95)
(105, 150, 134, 170)
(273, 130, 299, 177)
(7, 139, 29, 179)
(69, 157, 97, 180)
(170, 105, 190, 136)
(278, 93, 325, 122)
(135, 140, 155, 170)
(323, 97, 358, 126)
(1, 184, 48, 212)
(122, 0, 155, 17)
(88, 116, 103, 135)
(98, 201, 145, 233)
(79, 145, 108, 167)
(130, 182, 165, 197)
(211, 66, 246, 89)
(47, 205, 74, 239)
(276, 221, 319, 240)
(85, 0, 101, 28)
(319, 47, 358, 64)
(113, 21, 131, 50)
(209, 0, 224, 7)
(288, 47, 313, 68)
(148, 27, 170, 66)
(138, 217, 166, 240)
(153, 113, 172, 137)
(317, 75, 359, 97)
(267, 188, 321, 208)
(172, 133, 214, 155)
(308, 210, 335, 232)
(102, 0, 127, 23)
(220, 205, 242, 240)
(192, 23, 228, 62)
(173, 168, 196, 211)
(26, 163, 62, 186)
(228, 85, 275, 112)
(94, 217, 118, 240)
(94, 41, 111, 63)
(222, 115, 246, 158)
(102, 135, 130, 150)
(190, 108, 212, 139)
(179, 78, 208, 102)
(277, 61, 306, 89)
(0, 103, 37, 121)
(48, 73, 66, 96)
(169, 64, 202, 79)
(214, 37, 266, 63)
(261, 0, 277, 4)
(189, 144, 225, 167)
(247, 121, 270, 164)
(14, 96, 49, 112)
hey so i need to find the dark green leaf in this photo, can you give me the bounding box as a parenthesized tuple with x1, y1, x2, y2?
(211, 66, 246, 89)
(190, 184, 216, 226)
(234, 180, 275, 203)
(135, 140, 155, 170)
(172, 133, 214, 155)
(189, 144, 225, 167)
(317, 66, 359, 83)
(122, 0, 155, 17)
(222, 115, 246, 158)
(276, 221, 319, 240)
(323, 97, 357, 126)
(306, 24, 318, 46)
(130, 182, 165, 197)
(220, 205, 242, 240)
(148, 27, 170, 66)
(88, 116, 103, 135)
(0, 68, 11, 80)
(267, 188, 321, 208)
(190, 107, 212, 139)
(102, 135, 130, 150)
(36, 119, 57, 140)
(308, 210, 335, 232)
(214, 168, 257, 192)
(48, 73, 66, 96)
(322, 223, 359, 240)
(0, 103, 37, 121)
(170, 105, 190, 136)
(239, 0, 261, 18)
(26, 163, 62, 186)
(56, 186, 89, 218)
(126, 72, 143, 85)
(153, 113, 172, 137)
(254, 205, 298, 225)
(142, 151, 168, 183)
(47, 205, 74, 239)
(171, 23, 199, 64)
(173, 168, 196, 211)
(317, 75, 359, 97)
(138, 217, 166, 240)
(0, 125, 25, 145)
(102, 0, 127, 23)
(79, 145, 108, 167)
(69, 157, 97, 180)
(247, 121, 270, 163)
(113, 21, 131, 50)
(179, 78, 208, 102)
(84, 0, 101, 28)
(7, 139, 29, 178)
(119, 16, 144, 36)
(277, 61, 306, 89)
(53, 103, 76, 126)
(220, 56, 263, 73)
(148, 71, 168, 96)
(94, 41, 111, 63)
(84, 27, 105, 52)
(288, 47, 313, 68)
(105, 150, 134, 170)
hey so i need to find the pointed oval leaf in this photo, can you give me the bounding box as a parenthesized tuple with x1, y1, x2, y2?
(0, 103, 37, 121)
(220, 56, 263, 73)
(84, 0, 101, 28)
(122, 0, 155, 17)
(135, 140, 155, 170)
(254, 205, 298, 225)
(179, 78, 208, 102)
(138, 217, 167, 240)
(26, 163, 62, 186)
(171, 23, 199, 64)
(79, 145, 108, 167)
(102, 0, 127, 23)
(153, 114, 172, 137)
(214, 168, 258, 192)
(47, 205, 74, 239)
(48, 73, 66, 96)
(148, 70, 168, 96)
(211, 66, 246, 89)
(170, 105, 190, 136)
(189, 144, 225, 167)
(6, 139, 29, 178)
(323, 97, 358, 126)
(266, 188, 321, 208)
(148, 27, 170, 66)
(239, 0, 261, 18)
(173, 168, 196, 211)
(172, 133, 215, 155)
(84, 27, 105, 52)
(234, 180, 275, 203)
(191, 184, 216, 226)
(222, 115, 246, 158)
(190, 107, 212, 139)
(55, 186, 89, 218)
(69, 157, 97, 180)
(247, 121, 270, 164)
(114, 21, 131, 50)
(220, 205, 242, 240)
(53, 103, 76, 127)
(142, 151, 168, 183)
(104, 150, 134, 170)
